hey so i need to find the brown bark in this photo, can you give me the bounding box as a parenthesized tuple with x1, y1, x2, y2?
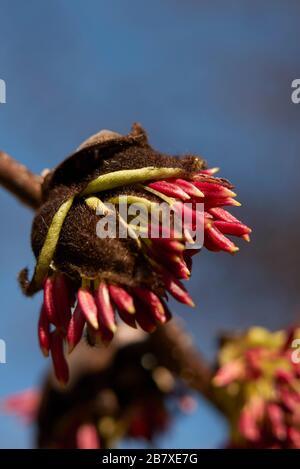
(0, 151, 42, 209)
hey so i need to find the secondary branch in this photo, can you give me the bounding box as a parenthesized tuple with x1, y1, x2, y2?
(0, 151, 42, 209)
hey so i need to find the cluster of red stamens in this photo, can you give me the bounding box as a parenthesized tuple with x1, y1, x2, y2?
(37, 167, 251, 384)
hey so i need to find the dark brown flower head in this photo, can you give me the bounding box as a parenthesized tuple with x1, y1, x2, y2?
(2, 331, 194, 448)
(19, 123, 251, 384)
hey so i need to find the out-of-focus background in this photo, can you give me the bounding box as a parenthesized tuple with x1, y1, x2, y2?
(0, 0, 300, 448)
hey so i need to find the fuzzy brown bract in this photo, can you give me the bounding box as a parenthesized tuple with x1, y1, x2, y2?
(21, 123, 204, 295)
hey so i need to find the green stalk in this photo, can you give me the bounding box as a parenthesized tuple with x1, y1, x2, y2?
(81, 167, 184, 196)
(107, 195, 157, 212)
(141, 184, 175, 205)
(30, 196, 74, 291)
(85, 196, 108, 214)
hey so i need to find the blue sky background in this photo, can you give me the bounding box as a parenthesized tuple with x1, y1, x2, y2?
(0, 0, 300, 448)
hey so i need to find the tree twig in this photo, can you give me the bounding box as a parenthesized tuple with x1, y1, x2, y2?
(151, 322, 219, 406)
(0, 151, 42, 209)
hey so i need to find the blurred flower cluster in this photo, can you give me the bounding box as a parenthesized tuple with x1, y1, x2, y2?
(213, 326, 300, 448)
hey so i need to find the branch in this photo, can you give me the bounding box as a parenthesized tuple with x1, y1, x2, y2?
(0, 151, 42, 209)
(151, 322, 218, 406)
